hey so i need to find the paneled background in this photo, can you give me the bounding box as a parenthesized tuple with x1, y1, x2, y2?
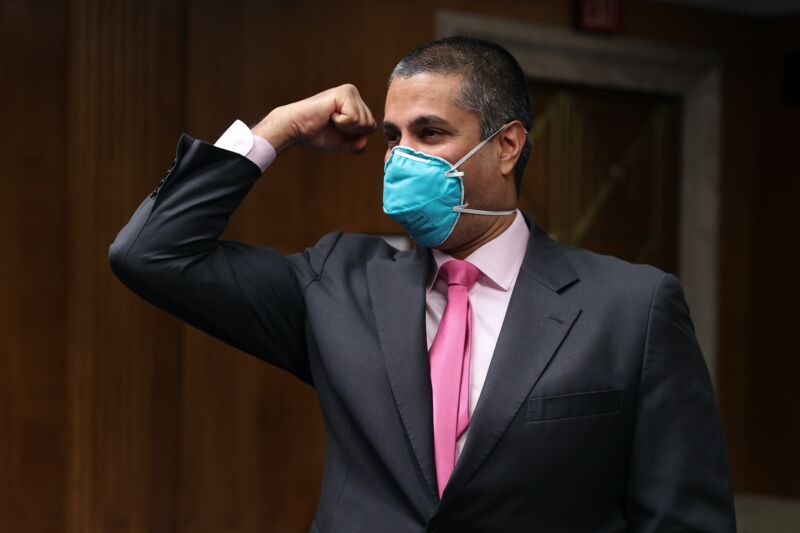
(2, 0, 798, 531)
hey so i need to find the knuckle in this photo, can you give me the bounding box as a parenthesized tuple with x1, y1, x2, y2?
(340, 83, 358, 95)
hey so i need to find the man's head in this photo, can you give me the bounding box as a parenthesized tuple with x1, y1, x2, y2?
(382, 36, 532, 252)
(387, 36, 532, 191)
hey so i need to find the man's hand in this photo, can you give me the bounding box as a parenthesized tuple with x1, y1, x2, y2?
(251, 84, 377, 154)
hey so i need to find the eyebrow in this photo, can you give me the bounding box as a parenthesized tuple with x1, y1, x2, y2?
(382, 115, 452, 131)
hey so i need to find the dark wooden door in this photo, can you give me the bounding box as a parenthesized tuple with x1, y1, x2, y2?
(519, 80, 682, 275)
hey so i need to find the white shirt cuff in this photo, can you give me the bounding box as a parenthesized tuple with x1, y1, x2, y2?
(214, 119, 277, 173)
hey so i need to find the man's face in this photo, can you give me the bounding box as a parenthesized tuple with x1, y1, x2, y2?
(383, 73, 483, 166)
(383, 73, 509, 249)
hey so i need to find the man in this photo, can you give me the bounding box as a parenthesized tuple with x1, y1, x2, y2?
(110, 37, 736, 532)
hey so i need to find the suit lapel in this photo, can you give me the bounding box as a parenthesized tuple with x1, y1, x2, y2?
(437, 222, 583, 509)
(366, 246, 439, 501)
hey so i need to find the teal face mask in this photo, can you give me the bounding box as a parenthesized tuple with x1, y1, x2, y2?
(382, 124, 515, 248)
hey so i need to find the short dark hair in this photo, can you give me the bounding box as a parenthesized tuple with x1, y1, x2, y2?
(389, 36, 533, 194)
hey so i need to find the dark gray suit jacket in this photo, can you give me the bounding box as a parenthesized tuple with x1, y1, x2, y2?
(110, 134, 736, 532)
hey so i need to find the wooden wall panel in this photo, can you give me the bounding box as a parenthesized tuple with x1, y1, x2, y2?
(65, 1, 186, 532)
(0, 2, 69, 532)
(177, 3, 328, 530)
(1, 0, 799, 531)
(748, 16, 800, 496)
(716, 40, 760, 495)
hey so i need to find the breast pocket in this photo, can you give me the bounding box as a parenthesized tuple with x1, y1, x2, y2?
(526, 389, 623, 422)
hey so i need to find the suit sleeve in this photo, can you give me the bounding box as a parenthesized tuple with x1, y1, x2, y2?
(625, 273, 736, 532)
(109, 133, 317, 385)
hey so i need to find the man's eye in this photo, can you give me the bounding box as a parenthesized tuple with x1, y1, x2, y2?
(384, 132, 400, 144)
(422, 128, 443, 138)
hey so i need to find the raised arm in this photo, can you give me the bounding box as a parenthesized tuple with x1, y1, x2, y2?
(109, 84, 376, 384)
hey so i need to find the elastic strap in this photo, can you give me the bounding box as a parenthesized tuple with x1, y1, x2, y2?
(450, 125, 507, 170)
(453, 204, 516, 216)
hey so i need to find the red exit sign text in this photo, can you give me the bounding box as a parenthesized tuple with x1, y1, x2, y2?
(576, 0, 623, 33)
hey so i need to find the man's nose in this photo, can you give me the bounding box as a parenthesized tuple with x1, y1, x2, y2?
(396, 135, 421, 152)
(384, 135, 421, 163)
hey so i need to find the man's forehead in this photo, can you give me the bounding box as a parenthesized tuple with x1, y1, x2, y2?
(385, 73, 462, 103)
(383, 73, 472, 128)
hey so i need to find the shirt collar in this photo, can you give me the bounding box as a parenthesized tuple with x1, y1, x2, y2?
(426, 209, 530, 293)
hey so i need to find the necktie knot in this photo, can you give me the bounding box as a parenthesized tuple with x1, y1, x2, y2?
(438, 259, 481, 289)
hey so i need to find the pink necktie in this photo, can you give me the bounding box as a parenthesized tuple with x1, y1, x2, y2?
(429, 259, 481, 498)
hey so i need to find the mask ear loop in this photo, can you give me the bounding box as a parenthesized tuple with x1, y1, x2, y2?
(447, 123, 517, 216)
(443, 123, 509, 178)
(452, 205, 516, 215)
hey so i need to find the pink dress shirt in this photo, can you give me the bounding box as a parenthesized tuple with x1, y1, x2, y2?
(426, 211, 529, 459)
(215, 120, 531, 461)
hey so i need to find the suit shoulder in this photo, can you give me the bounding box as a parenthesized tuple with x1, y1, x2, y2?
(288, 231, 410, 282)
(560, 244, 670, 299)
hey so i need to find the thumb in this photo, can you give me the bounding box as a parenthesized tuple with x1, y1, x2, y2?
(331, 111, 354, 126)
(331, 110, 369, 135)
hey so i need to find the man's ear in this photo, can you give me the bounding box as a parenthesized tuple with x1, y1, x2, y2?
(497, 120, 527, 179)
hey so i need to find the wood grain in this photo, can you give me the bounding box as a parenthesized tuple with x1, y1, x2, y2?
(0, 1, 69, 532)
(64, 1, 185, 532)
(1, 1, 799, 531)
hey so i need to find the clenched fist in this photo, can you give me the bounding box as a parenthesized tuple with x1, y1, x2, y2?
(251, 84, 377, 154)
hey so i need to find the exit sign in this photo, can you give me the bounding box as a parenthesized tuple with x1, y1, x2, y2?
(576, 0, 623, 33)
